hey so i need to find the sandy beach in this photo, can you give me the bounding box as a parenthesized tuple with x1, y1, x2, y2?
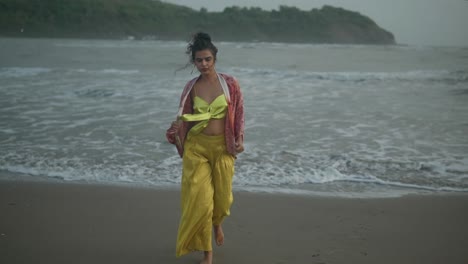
(1, 179, 467, 264)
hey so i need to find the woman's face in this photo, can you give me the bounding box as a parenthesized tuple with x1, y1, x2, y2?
(194, 49, 216, 75)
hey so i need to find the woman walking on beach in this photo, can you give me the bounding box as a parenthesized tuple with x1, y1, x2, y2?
(166, 32, 244, 264)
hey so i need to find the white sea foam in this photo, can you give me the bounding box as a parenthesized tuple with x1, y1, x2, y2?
(100, 69, 139, 74)
(70, 68, 140, 75)
(0, 67, 52, 78)
(229, 67, 467, 83)
(0, 129, 15, 134)
(1, 152, 467, 198)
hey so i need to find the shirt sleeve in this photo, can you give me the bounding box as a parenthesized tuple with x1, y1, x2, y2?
(234, 78, 244, 144)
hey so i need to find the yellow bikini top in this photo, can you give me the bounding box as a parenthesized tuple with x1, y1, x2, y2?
(180, 92, 228, 135)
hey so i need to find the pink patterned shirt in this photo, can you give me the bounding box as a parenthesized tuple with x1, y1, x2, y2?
(166, 73, 244, 158)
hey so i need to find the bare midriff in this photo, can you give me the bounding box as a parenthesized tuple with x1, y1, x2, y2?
(200, 118, 225, 136)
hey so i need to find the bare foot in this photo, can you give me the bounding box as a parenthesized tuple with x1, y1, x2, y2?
(214, 225, 224, 246)
(200, 251, 212, 264)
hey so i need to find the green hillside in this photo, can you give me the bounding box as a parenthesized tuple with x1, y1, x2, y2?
(0, 0, 396, 44)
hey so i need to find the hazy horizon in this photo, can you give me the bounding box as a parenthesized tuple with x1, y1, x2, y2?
(163, 0, 468, 47)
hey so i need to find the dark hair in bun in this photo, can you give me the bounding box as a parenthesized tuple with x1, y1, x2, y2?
(186, 32, 218, 64)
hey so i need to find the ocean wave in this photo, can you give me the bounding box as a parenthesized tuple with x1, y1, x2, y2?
(2, 149, 467, 197)
(0, 67, 52, 78)
(0, 67, 141, 79)
(74, 88, 115, 98)
(219, 41, 453, 52)
(71, 68, 140, 75)
(234, 150, 468, 191)
(53, 40, 186, 49)
(229, 67, 468, 83)
(0, 157, 179, 186)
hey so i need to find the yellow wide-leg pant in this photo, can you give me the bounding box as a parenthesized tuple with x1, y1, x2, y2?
(176, 133, 235, 257)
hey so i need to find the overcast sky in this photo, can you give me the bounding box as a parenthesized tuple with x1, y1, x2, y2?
(163, 0, 468, 47)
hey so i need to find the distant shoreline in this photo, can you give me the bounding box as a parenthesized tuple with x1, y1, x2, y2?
(0, 34, 399, 47)
(0, 1, 395, 45)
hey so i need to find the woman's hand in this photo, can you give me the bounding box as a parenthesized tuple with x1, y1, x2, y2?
(235, 142, 244, 154)
(171, 120, 181, 130)
(166, 119, 181, 145)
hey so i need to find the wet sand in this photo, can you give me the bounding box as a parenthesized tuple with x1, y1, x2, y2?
(1, 179, 467, 264)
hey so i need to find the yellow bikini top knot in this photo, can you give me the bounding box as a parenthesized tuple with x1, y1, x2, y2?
(180, 94, 228, 135)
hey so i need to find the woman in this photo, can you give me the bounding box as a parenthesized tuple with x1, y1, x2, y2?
(166, 32, 244, 264)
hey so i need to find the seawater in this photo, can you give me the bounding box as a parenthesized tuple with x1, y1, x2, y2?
(1, 37, 467, 197)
